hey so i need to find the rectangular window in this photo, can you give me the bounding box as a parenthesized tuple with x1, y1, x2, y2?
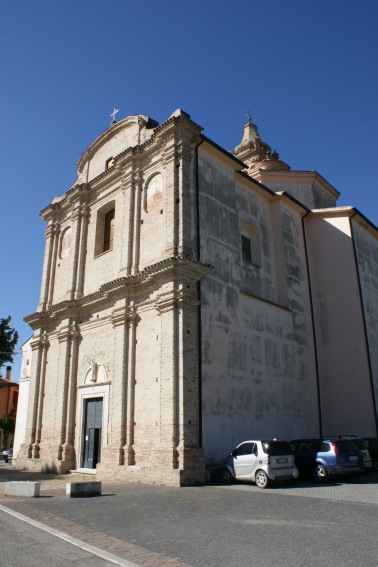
(103, 209, 115, 252)
(241, 235, 252, 263)
(240, 219, 262, 267)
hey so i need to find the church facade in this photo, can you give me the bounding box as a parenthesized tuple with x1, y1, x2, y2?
(15, 109, 378, 485)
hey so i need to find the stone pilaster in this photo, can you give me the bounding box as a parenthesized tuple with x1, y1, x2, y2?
(98, 304, 130, 467)
(38, 222, 60, 311)
(47, 223, 61, 307)
(177, 143, 195, 257)
(66, 207, 83, 300)
(124, 305, 138, 465)
(154, 288, 180, 469)
(176, 283, 207, 483)
(131, 170, 143, 276)
(75, 205, 90, 299)
(162, 135, 178, 258)
(64, 324, 80, 468)
(33, 334, 49, 459)
(55, 322, 80, 471)
(120, 167, 134, 276)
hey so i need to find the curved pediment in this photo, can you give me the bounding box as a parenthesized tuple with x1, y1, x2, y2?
(76, 115, 158, 183)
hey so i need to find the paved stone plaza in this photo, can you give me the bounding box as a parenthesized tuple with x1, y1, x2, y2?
(1, 464, 378, 567)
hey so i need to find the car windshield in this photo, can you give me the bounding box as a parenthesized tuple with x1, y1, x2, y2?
(261, 441, 292, 456)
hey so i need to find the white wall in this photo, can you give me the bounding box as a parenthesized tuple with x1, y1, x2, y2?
(306, 213, 377, 436)
(13, 339, 32, 458)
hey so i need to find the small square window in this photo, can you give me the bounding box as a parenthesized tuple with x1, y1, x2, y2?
(240, 220, 262, 267)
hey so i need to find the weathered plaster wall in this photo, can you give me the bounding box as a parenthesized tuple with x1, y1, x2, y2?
(255, 172, 339, 210)
(305, 214, 377, 436)
(198, 148, 319, 465)
(352, 220, 378, 429)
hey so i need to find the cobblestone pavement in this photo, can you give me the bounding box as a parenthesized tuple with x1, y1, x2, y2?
(219, 472, 378, 505)
(1, 464, 378, 567)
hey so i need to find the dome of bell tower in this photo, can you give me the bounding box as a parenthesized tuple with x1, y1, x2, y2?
(234, 114, 290, 177)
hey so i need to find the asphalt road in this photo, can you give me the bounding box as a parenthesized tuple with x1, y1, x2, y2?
(1, 466, 378, 567)
(0, 511, 126, 567)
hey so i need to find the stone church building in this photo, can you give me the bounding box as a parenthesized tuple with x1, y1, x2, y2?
(14, 109, 378, 485)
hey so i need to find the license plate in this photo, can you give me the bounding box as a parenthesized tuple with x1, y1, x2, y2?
(276, 458, 288, 464)
(349, 456, 358, 461)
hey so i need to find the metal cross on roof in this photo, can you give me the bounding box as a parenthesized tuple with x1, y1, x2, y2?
(110, 106, 119, 124)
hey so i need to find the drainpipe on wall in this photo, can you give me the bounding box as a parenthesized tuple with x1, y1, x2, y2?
(302, 213, 323, 437)
(349, 212, 378, 435)
(194, 137, 204, 448)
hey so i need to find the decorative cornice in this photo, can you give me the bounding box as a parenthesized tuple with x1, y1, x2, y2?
(24, 256, 213, 326)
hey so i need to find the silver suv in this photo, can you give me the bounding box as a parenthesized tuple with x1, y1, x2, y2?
(220, 440, 298, 488)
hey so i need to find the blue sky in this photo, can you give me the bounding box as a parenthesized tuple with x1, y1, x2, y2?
(1, 0, 378, 380)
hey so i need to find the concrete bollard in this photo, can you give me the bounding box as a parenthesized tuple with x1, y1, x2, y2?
(66, 481, 102, 498)
(4, 481, 40, 497)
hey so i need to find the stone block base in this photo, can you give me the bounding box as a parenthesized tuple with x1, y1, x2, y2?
(5, 481, 40, 497)
(66, 481, 102, 497)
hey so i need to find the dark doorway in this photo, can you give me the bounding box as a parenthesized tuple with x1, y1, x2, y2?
(83, 398, 103, 469)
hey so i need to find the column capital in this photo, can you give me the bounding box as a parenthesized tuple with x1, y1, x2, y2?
(45, 221, 61, 238)
(57, 323, 81, 343)
(155, 290, 199, 315)
(111, 306, 139, 327)
(30, 333, 50, 351)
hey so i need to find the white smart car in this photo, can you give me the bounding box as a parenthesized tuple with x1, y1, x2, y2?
(220, 439, 298, 488)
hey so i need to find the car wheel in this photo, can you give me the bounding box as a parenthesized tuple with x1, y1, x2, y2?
(255, 470, 269, 489)
(219, 468, 234, 484)
(313, 464, 328, 483)
(373, 460, 378, 472)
